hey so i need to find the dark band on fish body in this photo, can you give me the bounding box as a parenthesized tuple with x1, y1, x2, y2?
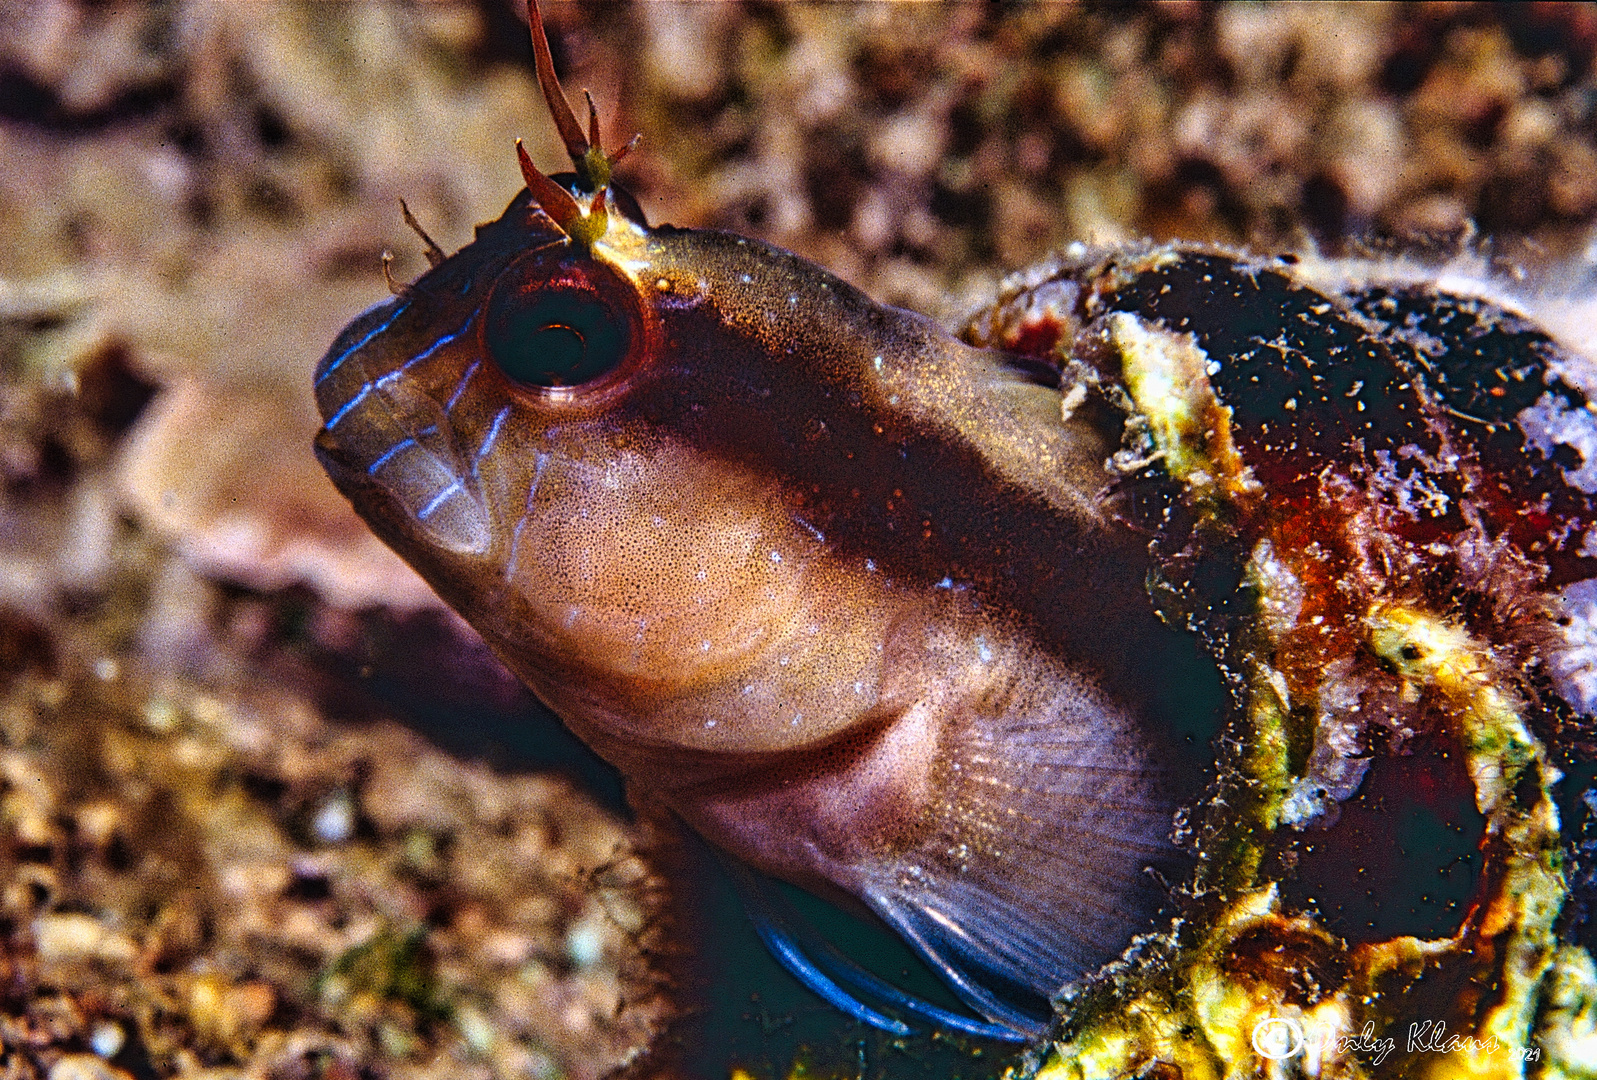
(319, 206, 1215, 746)
(605, 234, 1201, 725)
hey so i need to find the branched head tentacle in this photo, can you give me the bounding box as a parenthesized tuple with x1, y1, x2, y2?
(526, 0, 590, 168)
(516, 139, 581, 240)
(520, 0, 640, 249)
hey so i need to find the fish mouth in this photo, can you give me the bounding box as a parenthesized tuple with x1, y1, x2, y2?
(312, 297, 492, 557)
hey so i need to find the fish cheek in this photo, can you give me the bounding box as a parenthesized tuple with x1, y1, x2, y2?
(511, 472, 795, 678)
(487, 440, 952, 761)
(499, 446, 813, 692)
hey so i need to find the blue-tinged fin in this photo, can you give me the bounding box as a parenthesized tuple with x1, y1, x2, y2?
(726, 860, 912, 1037)
(727, 859, 1036, 1041)
(855, 679, 1188, 1024)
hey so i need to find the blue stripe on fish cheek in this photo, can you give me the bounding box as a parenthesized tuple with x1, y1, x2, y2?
(365, 427, 492, 555)
(504, 451, 554, 582)
(446, 358, 485, 415)
(324, 384, 372, 431)
(313, 299, 409, 390)
(320, 356, 493, 556)
(472, 406, 513, 476)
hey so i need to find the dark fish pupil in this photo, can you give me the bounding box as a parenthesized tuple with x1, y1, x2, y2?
(532, 323, 584, 377)
(486, 289, 627, 388)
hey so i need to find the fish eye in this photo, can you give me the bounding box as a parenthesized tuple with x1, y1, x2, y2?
(481, 257, 637, 393)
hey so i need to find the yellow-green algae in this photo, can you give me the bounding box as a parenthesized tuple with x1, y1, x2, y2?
(1027, 313, 1597, 1080)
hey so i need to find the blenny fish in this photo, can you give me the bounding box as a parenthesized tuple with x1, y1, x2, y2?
(314, 4, 1597, 1075)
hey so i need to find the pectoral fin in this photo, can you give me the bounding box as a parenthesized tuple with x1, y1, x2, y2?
(854, 681, 1190, 1023)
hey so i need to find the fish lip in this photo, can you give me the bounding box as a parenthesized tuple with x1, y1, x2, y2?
(312, 427, 409, 528)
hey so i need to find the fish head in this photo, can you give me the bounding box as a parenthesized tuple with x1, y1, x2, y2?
(316, 84, 1124, 786)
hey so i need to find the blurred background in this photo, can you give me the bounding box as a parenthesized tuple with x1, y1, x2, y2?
(1, 2, 1595, 1079)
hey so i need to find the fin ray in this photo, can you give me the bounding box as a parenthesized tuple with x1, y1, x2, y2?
(854, 676, 1191, 1018)
(727, 861, 912, 1036)
(728, 861, 1035, 1042)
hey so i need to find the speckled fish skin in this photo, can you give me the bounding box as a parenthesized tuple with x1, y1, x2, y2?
(313, 184, 1214, 1015)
